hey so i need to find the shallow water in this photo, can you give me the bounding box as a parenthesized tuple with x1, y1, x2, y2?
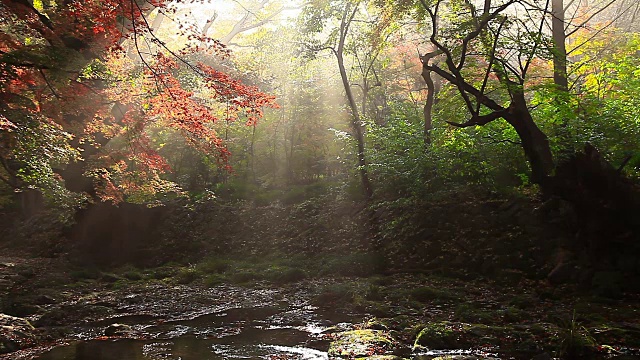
(30, 283, 515, 360)
(36, 295, 341, 360)
(37, 334, 329, 360)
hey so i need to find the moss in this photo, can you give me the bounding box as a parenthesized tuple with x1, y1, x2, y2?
(110, 279, 129, 289)
(204, 274, 226, 287)
(268, 267, 307, 284)
(175, 268, 200, 284)
(122, 270, 143, 281)
(328, 329, 394, 357)
(197, 258, 231, 274)
(414, 322, 465, 349)
(508, 294, 536, 309)
(410, 286, 459, 303)
(230, 271, 259, 284)
(501, 306, 528, 322)
(454, 303, 495, 323)
(148, 266, 178, 280)
(70, 267, 101, 280)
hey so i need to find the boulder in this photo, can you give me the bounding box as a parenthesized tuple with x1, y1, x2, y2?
(328, 329, 395, 358)
(414, 322, 467, 350)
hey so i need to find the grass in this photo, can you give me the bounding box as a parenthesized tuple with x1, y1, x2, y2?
(175, 268, 200, 284)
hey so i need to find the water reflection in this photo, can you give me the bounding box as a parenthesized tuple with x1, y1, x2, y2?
(36, 304, 332, 360)
(38, 336, 330, 360)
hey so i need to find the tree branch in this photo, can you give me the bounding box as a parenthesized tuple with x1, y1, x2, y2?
(447, 109, 508, 128)
(425, 63, 504, 112)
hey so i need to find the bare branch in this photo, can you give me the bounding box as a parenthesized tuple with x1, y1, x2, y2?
(38, 69, 61, 99)
(565, 0, 617, 37)
(522, 0, 550, 77)
(458, 0, 516, 71)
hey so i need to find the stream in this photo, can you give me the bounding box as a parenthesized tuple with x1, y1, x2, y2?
(33, 283, 360, 360)
(30, 281, 494, 360)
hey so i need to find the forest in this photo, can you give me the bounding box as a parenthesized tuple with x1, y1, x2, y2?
(1, 0, 640, 358)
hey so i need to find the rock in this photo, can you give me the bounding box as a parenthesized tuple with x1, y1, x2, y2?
(104, 323, 133, 337)
(414, 322, 468, 350)
(35, 304, 114, 327)
(34, 295, 56, 305)
(328, 329, 395, 357)
(7, 303, 43, 317)
(364, 318, 389, 331)
(0, 313, 37, 354)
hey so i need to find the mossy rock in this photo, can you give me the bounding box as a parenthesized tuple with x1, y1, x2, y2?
(414, 322, 470, 350)
(328, 329, 395, 357)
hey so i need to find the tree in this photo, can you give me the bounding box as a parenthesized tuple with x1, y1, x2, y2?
(416, 0, 555, 186)
(301, 0, 376, 200)
(551, 0, 568, 91)
(0, 0, 277, 210)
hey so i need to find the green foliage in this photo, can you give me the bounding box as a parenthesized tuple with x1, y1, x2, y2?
(533, 33, 640, 177)
(367, 97, 529, 201)
(556, 310, 596, 359)
(266, 266, 308, 284)
(5, 115, 87, 221)
(197, 258, 231, 274)
(366, 102, 428, 198)
(175, 267, 200, 284)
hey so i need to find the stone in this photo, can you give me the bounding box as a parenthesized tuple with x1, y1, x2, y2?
(328, 329, 395, 358)
(0, 313, 37, 354)
(34, 295, 56, 305)
(414, 322, 467, 350)
(104, 323, 134, 337)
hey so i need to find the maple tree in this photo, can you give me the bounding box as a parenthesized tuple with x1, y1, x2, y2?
(0, 0, 278, 207)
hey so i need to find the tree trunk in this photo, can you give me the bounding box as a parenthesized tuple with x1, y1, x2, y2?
(421, 66, 436, 148)
(504, 92, 554, 186)
(552, 0, 568, 91)
(337, 54, 374, 200)
(334, 3, 373, 200)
